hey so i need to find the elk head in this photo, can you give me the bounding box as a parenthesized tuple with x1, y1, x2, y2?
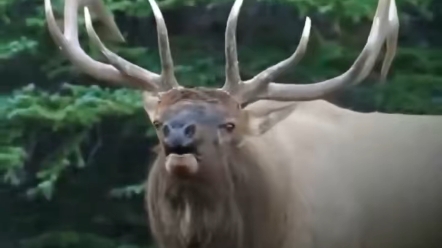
(44, 0, 399, 179)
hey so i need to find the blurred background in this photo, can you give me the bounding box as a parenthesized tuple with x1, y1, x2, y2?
(0, 0, 441, 247)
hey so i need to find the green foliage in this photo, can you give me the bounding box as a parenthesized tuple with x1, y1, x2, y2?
(110, 183, 145, 199)
(21, 231, 151, 248)
(379, 74, 442, 114)
(1, 84, 148, 199)
(279, 0, 432, 21)
(0, 0, 432, 69)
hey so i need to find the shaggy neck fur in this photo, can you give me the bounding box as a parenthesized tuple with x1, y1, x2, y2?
(146, 142, 272, 248)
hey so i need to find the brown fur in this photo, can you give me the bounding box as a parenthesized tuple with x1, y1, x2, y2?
(155, 88, 241, 118)
(146, 89, 286, 248)
(146, 138, 273, 248)
(145, 89, 442, 248)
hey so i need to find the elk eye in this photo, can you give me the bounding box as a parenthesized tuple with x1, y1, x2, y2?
(152, 120, 162, 129)
(220, 122, 236, 132)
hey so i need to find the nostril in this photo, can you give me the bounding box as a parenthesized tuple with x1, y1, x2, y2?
(184, 124, 196, 138)
(162, 124, 170, 137)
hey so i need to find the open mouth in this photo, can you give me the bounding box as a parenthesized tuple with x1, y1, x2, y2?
(164, 143, 199, 177)
(164, 144, 197, 157)
(165, 153, 199, 176)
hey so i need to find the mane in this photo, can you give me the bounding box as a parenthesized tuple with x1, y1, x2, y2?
(145, 141, 272, 248)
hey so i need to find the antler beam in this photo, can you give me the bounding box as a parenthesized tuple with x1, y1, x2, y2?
(222, 0, 399, 105)
(44, 0, 179, 92)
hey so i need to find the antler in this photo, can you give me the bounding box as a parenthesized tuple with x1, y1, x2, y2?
(44, 0, 179, 92)
(222, 0, 399, 105)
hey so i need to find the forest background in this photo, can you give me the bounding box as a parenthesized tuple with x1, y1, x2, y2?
(0, 0, 441, 247)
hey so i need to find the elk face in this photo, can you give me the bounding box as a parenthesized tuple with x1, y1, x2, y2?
(143, 88, 297, 179)
(147, 88, 247, 178)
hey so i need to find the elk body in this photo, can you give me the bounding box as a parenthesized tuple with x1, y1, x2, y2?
(44, 0, 442, 248)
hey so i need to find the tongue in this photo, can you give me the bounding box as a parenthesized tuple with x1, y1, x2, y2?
(165, 153, 198, 176)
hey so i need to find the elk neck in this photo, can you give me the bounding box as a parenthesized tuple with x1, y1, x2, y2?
(145, 140, 279, 248)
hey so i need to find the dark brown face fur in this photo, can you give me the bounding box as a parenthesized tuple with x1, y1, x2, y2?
(151, 88, 245, 177)
(145, 88, 271, 248)
(153, 87, 243, 136)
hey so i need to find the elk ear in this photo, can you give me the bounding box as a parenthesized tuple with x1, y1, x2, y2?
(243, 101, 297, 136)
(142, 92, 160, 121)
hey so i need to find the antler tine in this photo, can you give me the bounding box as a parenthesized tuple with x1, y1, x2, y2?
(240, 17, 311, 100)
(380, 0, 399, 82)
(350, 0, 397, 84)
(83, 7, 161, 92)
(240, 0, 398, 104)
(83, 0, 179, 91)
(147, 0, 179, 89)
(45, 0, 178, 92)
(221, 0, 312, 103)
(222, 0, 244, 93)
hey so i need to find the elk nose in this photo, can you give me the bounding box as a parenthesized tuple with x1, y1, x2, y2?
(162, 122, 197, 154)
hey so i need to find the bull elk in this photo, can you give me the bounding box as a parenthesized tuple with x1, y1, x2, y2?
(44, 0, 442, 247)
